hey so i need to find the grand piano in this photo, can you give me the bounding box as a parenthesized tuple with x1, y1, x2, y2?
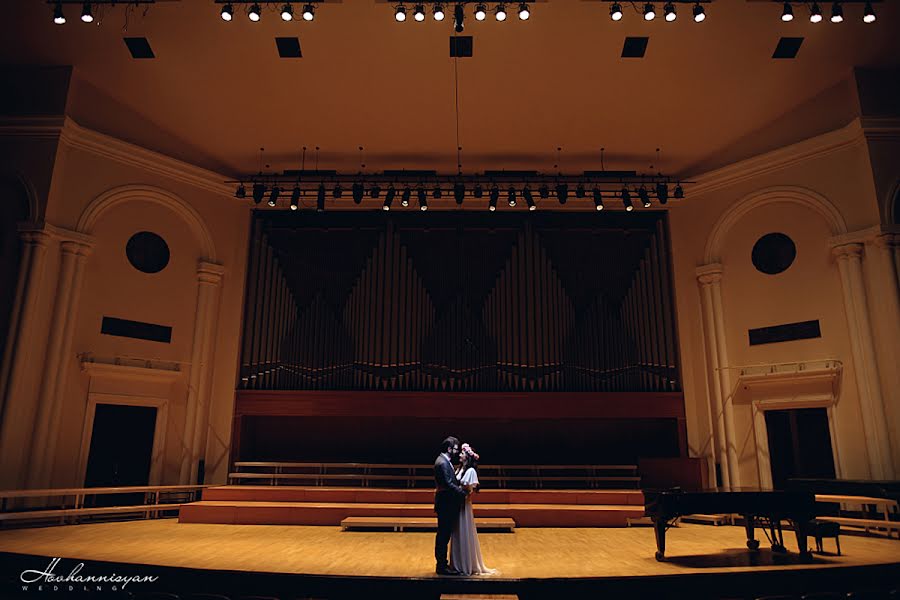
(643, 487, 818, 561)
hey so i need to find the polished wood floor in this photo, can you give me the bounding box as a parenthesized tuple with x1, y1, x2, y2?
(1, 519, 898, 579)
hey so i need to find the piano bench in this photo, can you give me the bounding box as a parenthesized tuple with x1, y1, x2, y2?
(809, 519, 841, 555)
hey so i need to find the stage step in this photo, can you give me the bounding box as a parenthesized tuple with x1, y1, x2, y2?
(341, 516, 516, 532)
(178, 500, 645, 527)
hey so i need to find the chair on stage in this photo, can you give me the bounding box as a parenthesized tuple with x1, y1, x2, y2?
(809, 518, 842, 555)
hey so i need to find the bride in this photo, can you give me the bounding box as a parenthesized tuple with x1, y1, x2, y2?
(450, 443, 499, 576)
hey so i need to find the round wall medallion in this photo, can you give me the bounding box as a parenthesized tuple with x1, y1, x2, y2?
(126, 231, 170, 274)
(751, 232, 796, 275)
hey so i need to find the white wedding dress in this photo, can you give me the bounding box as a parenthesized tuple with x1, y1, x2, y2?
(450, 467, 499, 576)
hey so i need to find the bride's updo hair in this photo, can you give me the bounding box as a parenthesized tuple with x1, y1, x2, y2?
(461, 443, 480, 472)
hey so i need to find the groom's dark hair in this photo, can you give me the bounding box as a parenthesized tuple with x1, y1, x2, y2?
(440, 436, 460, 453)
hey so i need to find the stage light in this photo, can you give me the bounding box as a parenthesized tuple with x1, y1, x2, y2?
(809, 2, 822, 21)
(414, 4, 426, 21)
(664, 2, 676, 21)
(830, 2, 843, 22)
(621, 189, 633, 212)
(395, 4, 407, 21)
(524, 187, 536, 211)
(384, 186, 396, 210)
(417, 188, 428, 210)
(252, 183, 266, 205)
(508, 186, 517, 207)
(454, 3, 465, 30)
(431, 185, 441, 199)
(281, 3, 294, 21)
(489, 186, 499, 211)
(495, 4, 507, 21)
(370, 184, 382, 198)
(475, 3, 487, 20)
(643, 3, 656, 21)
(333, 184, 343, 199)
(693, 2, 705, 21)
(518, 3, 530, 20)
(674, 183, 684, 199)
(539, 184, 550, 199)
(638, 187, 651, 208)
(352, 182, 364, 204)
(235, 184, 246, 199)
(317, 184, 326, 212)
(610, 2, 623, 20)
(593, 189, 604, 211)
(454, 182, 465, 204)
(575, 183, 586, 199)
(268, 186, 281, 207)
(249, 3, 262, 21)
(291, 186, 301, 210)
(433, 3, 445, 20)
(302, 3, 315, 20)
(863, 1, 875, 22)
(555, 183, 568, 205)
(54, 2, 66, 24)
(474, 183, 484, 199)
(781, 2, 793, 21)
(656, 182, 668, 205)
(221, 3, 234, 21)
(81, 3, 93, 23)
(401, 187, 411, 207)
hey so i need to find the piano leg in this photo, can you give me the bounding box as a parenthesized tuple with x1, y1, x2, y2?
(793, 518, 811, 558)
(653, 518, 667, 561)
(770, 519, 787, 553)
(744, 514, 760, 550)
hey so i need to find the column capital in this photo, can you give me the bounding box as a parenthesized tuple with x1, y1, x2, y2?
(696, 263, 723, 285)
(832, 242, 864, 260)
(59, 239, 94, 258)
(872, 232, 900, 250)
(197, 261, 225, 285)
(18, 229, 52, 247)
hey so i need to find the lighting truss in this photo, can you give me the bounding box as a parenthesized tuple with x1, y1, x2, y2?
(391, 1, 534, 23)
(602, 0, 713, 22)
(749, 0, 881, 23)
(229, 169, 689, 211)
(212, 0, 324, 21)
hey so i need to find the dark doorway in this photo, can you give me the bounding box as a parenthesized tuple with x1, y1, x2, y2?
(765, 407, 835, 489)
(84, 403, 157, 506)
(0, 178, 31, 372)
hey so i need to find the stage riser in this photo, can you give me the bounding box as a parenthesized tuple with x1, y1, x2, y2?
(201, 486, 644, 506)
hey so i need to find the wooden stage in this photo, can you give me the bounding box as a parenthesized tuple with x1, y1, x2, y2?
(1, 518, 899, 599)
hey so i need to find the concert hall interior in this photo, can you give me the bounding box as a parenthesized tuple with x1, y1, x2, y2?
(1, 0, 899, 598)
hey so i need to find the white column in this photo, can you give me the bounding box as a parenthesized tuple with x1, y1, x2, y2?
(697, 264, 739, 487)
(832, 242, 894, 479)
(0, 230, 50, 489)
(179, 261, 225, 484)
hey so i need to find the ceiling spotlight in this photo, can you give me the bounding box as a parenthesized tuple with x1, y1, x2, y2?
(370, 184, 382, 198)
(395, 4, 407, 22)
(302, 3, 315, 20)
(489, 186, 499, 211)
(593, 189, 604, 211)
(54, 2, 66, 25)
(383, 186, 395, 210)
(281, 3, 294, 21)
(432, 185, 442, 198)
(317, 184, 326, 212)
(475, 3, 487, 20)
(830, 2, 843, 22)
(249, 3, 262, 21)
(235, 184, 246, 199)
(495, 4, 507, 20)
(555, 183, 568, 205)
(332, 184, 342, 199)
(808, 1, 822, 21)
(621, 189, 633, 212)
(781, 2, 793, 21)
(610, 2, 624, 20)
(863, 1, 875, 22)
(418, 188, 428, 210)
(507, 186, 517, 207)
(352, 182, 364, 204)
(291, 186, 301, 210)
(518, 2, 530, 19)
(454, 3, 465, 30)
(575, 183, 586, 199)
(401, 187, 411, 207)
(524, 187, 536, 210)
(638, 187, 651, 208)
(414, 4, 426, 21)
(643, 3, 656, 20)
(220, 2, 234, 21)
(268, 186, 281, 207)
(433, 3, 445, 20)
(81, 2, 93, 23)
(454, 182, 465, 204)
(539, 184, 550, 199)
(664, 2, 676, 21)
(474, 183, 484, 198)
(252, 183, 266, 205)
(656, 182, 668, 205)
(674, 183, 684, 199)
(692, 2, 705, 21)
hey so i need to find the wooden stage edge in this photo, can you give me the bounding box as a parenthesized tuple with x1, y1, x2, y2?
(1, 519, 899, 599)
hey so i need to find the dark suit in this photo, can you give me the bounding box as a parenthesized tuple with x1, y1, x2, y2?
(434, 453, 466, 568)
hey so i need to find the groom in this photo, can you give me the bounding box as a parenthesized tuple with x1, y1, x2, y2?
(434, 436, 467, 575)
